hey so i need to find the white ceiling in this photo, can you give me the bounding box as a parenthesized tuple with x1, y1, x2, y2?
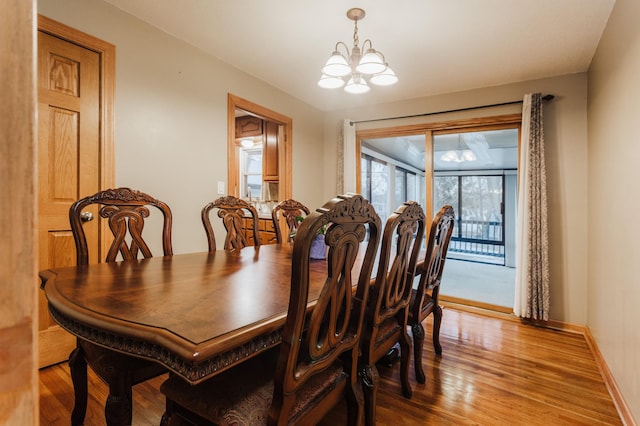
(101, 0, 614, 112)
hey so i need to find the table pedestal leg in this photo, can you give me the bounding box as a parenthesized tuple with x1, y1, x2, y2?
(104, 377, 133, 426)
(69, 341, 88, 426)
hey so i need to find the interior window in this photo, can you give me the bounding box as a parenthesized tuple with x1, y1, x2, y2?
(240, 147, 262, 200)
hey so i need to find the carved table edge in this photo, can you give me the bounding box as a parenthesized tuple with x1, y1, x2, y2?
(49, 304, 283, 384)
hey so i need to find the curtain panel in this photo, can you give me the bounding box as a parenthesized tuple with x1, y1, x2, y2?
(514, 93, 550, 320)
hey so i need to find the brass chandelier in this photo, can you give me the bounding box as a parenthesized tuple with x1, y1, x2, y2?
(318, 8, 398, 94)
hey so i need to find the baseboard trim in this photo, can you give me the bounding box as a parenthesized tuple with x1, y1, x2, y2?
(583, 327, 637, 426)
(440, 296, 514, 315)
(442, 302, 637, 425)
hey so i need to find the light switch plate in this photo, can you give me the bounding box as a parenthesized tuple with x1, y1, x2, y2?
(217, 181, 225, 195)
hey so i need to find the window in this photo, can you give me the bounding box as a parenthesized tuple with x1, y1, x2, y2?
(361, 154, 389, 219)
(240, 147, 262, 199)
(434, 173, 505, 262)
(395, 166, 417, 205)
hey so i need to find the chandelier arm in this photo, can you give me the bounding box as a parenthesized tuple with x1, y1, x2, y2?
(334, 41, 352, 58)
(362, 40, 387, 64)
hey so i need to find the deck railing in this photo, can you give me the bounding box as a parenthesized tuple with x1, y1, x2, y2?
(449, 219, 504, 258)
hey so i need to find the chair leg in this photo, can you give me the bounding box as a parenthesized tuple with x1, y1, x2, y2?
(69, 343, 88, 426)
(432, 305, 443, 355)
(411, 323, 426, 384)
(346, 376, 365, 426)
(399, 334, 412, 398)
(359, 363, 379, 426)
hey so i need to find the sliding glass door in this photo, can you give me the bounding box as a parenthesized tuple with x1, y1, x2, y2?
(357, 122, 520, 311)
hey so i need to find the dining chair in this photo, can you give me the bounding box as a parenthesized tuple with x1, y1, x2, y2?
(67, 186, 173, 425)
(160, 193, 382, 426)
(408, 204, 455, 384)
(271, 198, 311, 243)
(201, 195, 260, 251)
(359, 200, 425, 426)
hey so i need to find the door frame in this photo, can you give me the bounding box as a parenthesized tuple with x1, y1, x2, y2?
(227, 94, 292, 200)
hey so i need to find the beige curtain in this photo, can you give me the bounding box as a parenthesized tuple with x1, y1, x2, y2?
(515, 93, 550, 320)
(337, 119, 356, 194)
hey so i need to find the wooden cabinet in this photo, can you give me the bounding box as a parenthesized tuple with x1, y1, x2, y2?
(235, 115, 263, 138)
(243, 217, 277, 246)
(263, 121, 279, 181)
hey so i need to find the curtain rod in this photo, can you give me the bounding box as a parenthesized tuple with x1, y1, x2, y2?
(350, 94, 554, 125)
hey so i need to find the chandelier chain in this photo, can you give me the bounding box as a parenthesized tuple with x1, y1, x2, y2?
(353, 20, 359, 48)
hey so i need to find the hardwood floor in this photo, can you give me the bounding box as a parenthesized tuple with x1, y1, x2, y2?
(39, 307, 622, 425)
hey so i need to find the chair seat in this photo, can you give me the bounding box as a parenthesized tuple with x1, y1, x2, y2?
(408, 289, 435, 322)
(161, 349, 347, 425)
(375, 316, 403, 347)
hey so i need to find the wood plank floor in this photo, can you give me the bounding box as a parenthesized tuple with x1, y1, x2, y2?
(39, 307, 622, 425)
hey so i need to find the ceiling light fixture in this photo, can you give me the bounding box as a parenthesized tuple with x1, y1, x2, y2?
(318, 8, 398, 94)
(441, 135, 477, 163)
(240, 138, 254, 148)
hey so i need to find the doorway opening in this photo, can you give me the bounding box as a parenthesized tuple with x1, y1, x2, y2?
(433, 129, 518, 311)
(356, 117, 520, 312)
(227, 94, 293, 202)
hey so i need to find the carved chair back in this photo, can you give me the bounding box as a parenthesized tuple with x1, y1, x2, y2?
(360, 200, 425, 422)
(269, 193, 381, 424)
(412, 205, 455, 321)
(408, 204, 454, 384)
(201, 195, 260, 252)
(69, 187, 173, 265)
(271, 198, 311, 243)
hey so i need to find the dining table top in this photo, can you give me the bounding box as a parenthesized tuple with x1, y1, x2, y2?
(40, 243, 340, 384)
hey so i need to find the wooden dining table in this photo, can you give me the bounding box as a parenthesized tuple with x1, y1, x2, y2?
(39, 242, 344, 425)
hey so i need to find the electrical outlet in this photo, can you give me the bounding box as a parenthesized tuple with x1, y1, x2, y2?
(217, 181, 225, 195)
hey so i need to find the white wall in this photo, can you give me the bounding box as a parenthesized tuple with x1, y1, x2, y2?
(38, 0, 326, 254)
(588, 0, 640, 420)
(323, 74, 589, 326)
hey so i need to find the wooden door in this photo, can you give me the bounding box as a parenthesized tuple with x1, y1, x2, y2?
(37, 28, 103, 368)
